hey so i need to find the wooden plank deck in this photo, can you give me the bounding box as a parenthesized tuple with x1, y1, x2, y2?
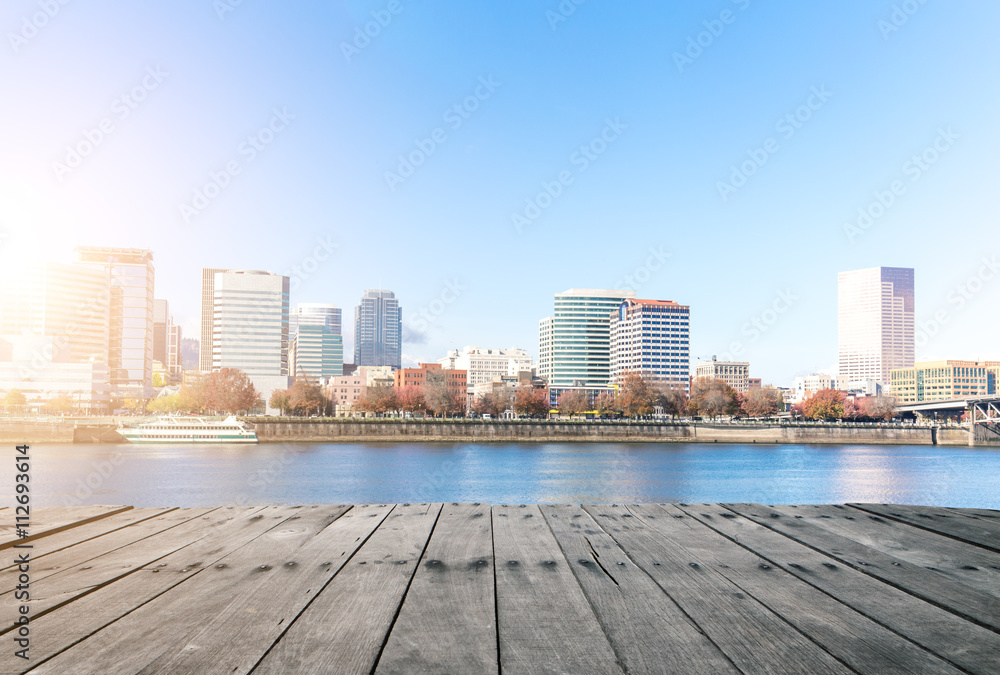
(1, 504, 997, 675)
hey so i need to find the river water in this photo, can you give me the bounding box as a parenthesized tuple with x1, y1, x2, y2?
(5, 442, 999, 509)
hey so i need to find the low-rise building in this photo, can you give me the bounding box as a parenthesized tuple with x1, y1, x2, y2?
(439, 346, 533, 395)
(395, 363, 467, 400)
(0, 335, 110, 413)
(694, 359, 750, 393)
(890, 360, 1000, 403)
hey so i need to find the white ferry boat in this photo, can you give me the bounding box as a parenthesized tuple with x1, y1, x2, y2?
(118, 416, 258, 444)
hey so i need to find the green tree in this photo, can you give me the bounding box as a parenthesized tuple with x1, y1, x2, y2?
(152, 372, 169, 388)
(802, 388, 845, 421)
(46, 395, 76, 414)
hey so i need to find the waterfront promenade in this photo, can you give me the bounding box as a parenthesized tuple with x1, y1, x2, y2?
(1, 502, 998, 673)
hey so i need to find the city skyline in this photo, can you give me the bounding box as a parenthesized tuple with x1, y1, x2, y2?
(2, 2, 998, 386)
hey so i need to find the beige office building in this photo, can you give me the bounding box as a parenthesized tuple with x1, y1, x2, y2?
(694, 359, 750, 393)
(838, 267, 914, 388)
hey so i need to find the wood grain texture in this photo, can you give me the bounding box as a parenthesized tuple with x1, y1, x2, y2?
(726, 503, 1000, 631)
(253, 503, 442, 675)
(0, 505, 132, 550)
(5, 506, 287, 674)
(493, 504, 623, 675)
(584, 504, 854, 675)
(683, 502, 1000, 675)
(849, 503, 1000, 553)
(541, 504, 737, 675)
(376, 503, 498, 675)
(652, 503, 962, 675)
(774, 504, 1000, 597)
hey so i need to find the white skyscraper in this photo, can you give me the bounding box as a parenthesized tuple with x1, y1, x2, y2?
(209, 270, 290, 410)
(838, 266, 914, 387)
(538, 288, 636, 391)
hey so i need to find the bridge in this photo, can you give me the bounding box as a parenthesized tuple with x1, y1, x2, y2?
(896, 396, 1000, 446)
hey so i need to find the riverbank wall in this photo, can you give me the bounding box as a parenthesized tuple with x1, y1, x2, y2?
(0, 418, 978, 445)
(252, 419, 954, 445)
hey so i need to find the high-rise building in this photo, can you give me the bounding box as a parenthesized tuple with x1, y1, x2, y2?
(438, 346, 533, 394)
(838, 266, 914, 387)
(153, 299, 182, 382)
(76, 247, 155, 401)
(208, 270, 290, 410)
(290, 303, 344, 380)
(890, 360, 1000, 403)
(694, 359, 750, 393)
(538, 288, 635, 389)
(354, 290, 401, 370)
(200, 267, 230, 372)
(609, 298, 690, 392)
(0, 262, 110, 363)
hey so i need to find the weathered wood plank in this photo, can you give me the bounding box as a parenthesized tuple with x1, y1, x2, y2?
(584, 504, 855, 675)
(376, 503, 498, 675)
(540, 504, 737, 675)
(726, 503, 1000, 632)
(651, 503, 962, 675)
(133, 505, 392, 674)
(849, 503, 1000, 553)
(774, 504, 1000, 597)
(0, 505, 133, 550)
(493, 504, 623, 675)
(0, 507, 231, 627)
(0, 506, 286, 674)
(0, 508, 214, 596)
(682, 503, 1000, 675)
(253, 503, 442, 675)
(0, 507, 178, 571)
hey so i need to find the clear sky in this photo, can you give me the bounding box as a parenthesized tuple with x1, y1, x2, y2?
(2, 0, 998, 384)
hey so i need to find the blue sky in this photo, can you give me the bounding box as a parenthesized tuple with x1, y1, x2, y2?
(2, 0, 998, 384)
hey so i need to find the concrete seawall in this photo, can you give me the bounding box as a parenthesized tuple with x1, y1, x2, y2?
(253, 420, 946, 445)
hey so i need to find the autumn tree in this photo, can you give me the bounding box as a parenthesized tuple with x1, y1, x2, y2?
(287, 377, 327, 416)
(739, 386, 784, 418)
(557, 390, 590, 418)
(514, 387, 549, 418)
(354, 386, 398, 415)
(424, 369, 465, 417)
(689, 378, 739, 419)
(269, 389, 291, 416)
(861, 394, 897, 421)
(472, 393, 505, 418)
(46, 395, 75, 414)
(617, 372, 659, 418)
(4, 389, 27, 409)
(396, 385, 428, 415)
(203, 368, 258, 414)
(177, 381, 206, 413)
(593, 391, 620, 418)
(802, 388, 845, 421)
(654, 381, 689, 419)
(148, 394, 185, 414)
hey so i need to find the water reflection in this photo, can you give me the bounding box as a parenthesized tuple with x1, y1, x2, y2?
(5, 443, 999, 508)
